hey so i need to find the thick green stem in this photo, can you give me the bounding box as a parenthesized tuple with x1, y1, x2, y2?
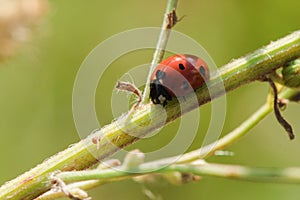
(1, 31, 300, 200)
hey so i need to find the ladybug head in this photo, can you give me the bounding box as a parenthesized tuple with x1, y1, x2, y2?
(150, 70, 172, 106)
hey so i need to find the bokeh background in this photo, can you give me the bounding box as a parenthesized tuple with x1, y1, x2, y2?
(1, 0, 300, 199)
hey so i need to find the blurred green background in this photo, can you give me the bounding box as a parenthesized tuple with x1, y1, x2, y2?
(1, 0, 300, 199)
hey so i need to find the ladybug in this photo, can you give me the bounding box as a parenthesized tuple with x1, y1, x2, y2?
(150, 54, 209, 106)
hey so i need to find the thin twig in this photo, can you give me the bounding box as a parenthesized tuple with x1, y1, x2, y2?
(56, 161, 300, 185)
(268, 79, 294, 139)
(141, 0, 179, 103)
(142, 88, 298, 165)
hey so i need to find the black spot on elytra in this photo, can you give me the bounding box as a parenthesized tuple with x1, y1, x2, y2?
(182, 81, 189, 90)
(179, 63, 185, 70)
(199, 66, 206, 77)
(156, 70, 166, 80)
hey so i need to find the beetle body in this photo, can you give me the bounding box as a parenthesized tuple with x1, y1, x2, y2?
(150, 54, 209, 106)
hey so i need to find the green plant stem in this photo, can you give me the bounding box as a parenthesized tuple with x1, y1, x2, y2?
(56, 161, 300, 185)
(39, 161, 300, 199)
(142, 0, 178, 103)
(34, 88, 299, 199)
(168, 163, 300, 184)
(1, 31, 300, 200)
(175, 88, 297, 163)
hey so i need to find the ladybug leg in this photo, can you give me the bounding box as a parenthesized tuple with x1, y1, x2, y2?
(165, 90, 172, 101)
(159, 87, 172, 107)
(162, 100, 168, 107)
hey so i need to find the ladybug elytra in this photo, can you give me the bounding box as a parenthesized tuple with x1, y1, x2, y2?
(149, 54, 209, 106)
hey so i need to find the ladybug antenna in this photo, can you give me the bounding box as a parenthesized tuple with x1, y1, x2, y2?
(177, 14, 187, 22)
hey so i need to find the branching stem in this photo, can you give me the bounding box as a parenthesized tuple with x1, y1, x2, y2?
(36, 87, 300, 199)
(1, 21, 300, 200)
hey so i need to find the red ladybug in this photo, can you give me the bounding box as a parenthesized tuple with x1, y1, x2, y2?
(150, 54, 209, 106)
